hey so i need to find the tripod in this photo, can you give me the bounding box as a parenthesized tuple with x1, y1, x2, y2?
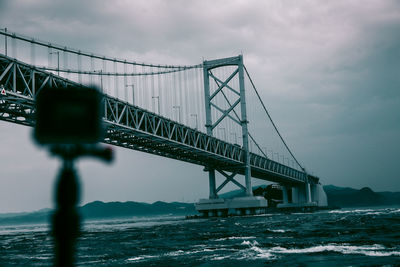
(50, 145, 112, 267)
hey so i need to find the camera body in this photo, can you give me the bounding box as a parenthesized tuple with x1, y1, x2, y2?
(34, 85, 103, 145)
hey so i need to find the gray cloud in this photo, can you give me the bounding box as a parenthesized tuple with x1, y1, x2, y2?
(1, 0, 400, 212)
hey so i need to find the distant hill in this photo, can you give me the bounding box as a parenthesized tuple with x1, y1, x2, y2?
(220, 184, 400, 208)
(323, 185, 400, 207)
(0, 201, 196, 225)
(1, 185, 399, 225)
(0, 208, 52, 225)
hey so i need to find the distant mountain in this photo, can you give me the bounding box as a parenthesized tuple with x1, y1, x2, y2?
(0, 201, 196, 225)
(220, 184, 400, 208)
(323, 185, 400, 207)
(1, 185, 399, 225)
(0, 209, 50, 225)
(377, 191, 400, 204)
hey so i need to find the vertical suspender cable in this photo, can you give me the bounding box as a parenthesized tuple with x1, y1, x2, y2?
(243, 65, 304, 170)
(184, 69, 189, 125)
(63, 49, 68, 80)
(141, 65, 145, 108)
(132, 64, 136, 105)
(30, 42, 35, 65)
(179, 69, 184, 124)
(123, 62, 127, 101)
(90, 56, 94, 85)
(12, 35, 16, 59)
(104, 59, 107, 94)
(158, 66, 162, 115)
(113, 59, 117, 98)
(48, 46, 52, 69)
(151, 71, 155, 112)
(77, 52, 82, 84)
(173, 70, 177, 120)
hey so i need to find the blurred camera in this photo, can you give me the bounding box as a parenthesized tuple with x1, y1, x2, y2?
(34, 85, 103, 144)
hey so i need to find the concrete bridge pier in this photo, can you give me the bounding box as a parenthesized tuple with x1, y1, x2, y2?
(195, 196, 268, 217)
(281, 185, 289, 205)
(196, 166, 269, 217)
(311, 183, 328, 207)
(305, 182, 312, 203)
(277, 182, 327, 210)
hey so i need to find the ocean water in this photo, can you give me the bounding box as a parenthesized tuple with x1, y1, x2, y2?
(1, 207, 400, 266)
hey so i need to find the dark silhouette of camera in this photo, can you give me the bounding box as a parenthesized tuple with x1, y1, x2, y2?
(34, 85, 103, 145)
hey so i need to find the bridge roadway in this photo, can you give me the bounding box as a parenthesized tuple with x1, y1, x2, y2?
(0, 55, 319, 186)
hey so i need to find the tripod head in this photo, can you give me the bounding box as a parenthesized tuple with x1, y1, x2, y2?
(50, 144, 114, 163)
(33, 85, 113, 266)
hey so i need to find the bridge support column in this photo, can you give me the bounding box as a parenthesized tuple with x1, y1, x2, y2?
(238, 55, 252, 197)
(208, 169, 217, 199)
(203, 57, 218, 200)
(305, 183, 312, 203)
(291, 187, 299, 204)
(281, 186, 289, 204)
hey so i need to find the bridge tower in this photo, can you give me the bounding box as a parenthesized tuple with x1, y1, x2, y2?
(203, 55, 252, 198)
(196, 55, 268, 216)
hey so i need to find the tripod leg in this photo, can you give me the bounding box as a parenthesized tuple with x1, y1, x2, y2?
(52, 162, 80, 267)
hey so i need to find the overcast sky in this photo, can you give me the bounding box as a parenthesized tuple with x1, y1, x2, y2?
(0, 0, 399, 213)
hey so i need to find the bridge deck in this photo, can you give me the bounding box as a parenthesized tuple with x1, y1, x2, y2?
(0, 55, 319, 185)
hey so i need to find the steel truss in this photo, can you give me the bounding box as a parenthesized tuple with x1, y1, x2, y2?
(203, 56, 254, 198)
(0, 54, 319, 187)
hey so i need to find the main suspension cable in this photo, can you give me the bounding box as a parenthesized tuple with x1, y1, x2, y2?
(0, 29, 202, 69)
(243, 65, 305, 171)
(35, 66, 196, 76)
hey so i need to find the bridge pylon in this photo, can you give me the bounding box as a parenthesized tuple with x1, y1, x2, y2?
(196, 55, 268, 216)
(202, 55, 252, 198)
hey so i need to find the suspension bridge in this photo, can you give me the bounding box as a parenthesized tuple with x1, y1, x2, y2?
(0, 29, 327, 216)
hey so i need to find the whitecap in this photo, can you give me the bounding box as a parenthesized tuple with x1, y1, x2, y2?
(215, 236, 256, 241)
(389, 208, 400, 214)
(363, 251, 400, 257)
(211, 255, 230, 260)
(127, 256, 144, 261)
(328, 210, 353, 214)
(164, 248, 229, 257)
(126, 255, 158, 262)
(238, 241, 274, 259)
(165, 250, 185, 257)
(269, 244, 400, 257)
(196, 248, 214, 253)
(329, 209, 382, 215)
(241, 240, 259, 246)
(251, 246, 274, 259)
(267, 229, 286, 233)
